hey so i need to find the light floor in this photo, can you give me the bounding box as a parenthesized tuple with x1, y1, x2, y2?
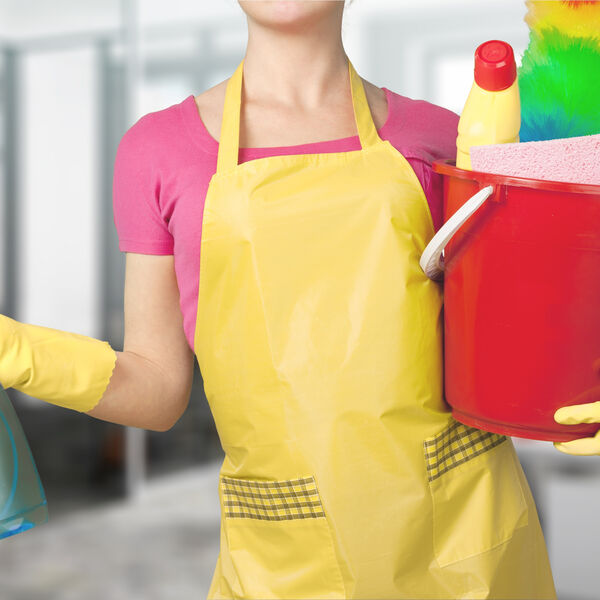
(0, 462, 222, 600)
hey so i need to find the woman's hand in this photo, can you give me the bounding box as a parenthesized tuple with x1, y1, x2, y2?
(0, 312, 118, 412)
(553, 401, 600, 456)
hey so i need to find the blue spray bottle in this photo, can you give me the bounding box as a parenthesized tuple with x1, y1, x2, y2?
(0, 385, 48, 539)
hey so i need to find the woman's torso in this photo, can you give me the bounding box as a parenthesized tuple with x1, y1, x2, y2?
(112, 86, 460, 353)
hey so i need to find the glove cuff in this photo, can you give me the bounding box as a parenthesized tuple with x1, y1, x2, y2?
(1, 315, 118, 413)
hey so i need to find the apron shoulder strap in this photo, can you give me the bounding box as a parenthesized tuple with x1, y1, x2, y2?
(217, 59, 244, 175)
(348, 59, 381, 151)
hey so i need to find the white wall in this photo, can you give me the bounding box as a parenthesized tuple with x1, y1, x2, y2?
(0, 0, 120, 39)
(19, 46, 100, 335)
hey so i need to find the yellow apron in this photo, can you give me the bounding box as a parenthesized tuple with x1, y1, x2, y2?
(194, 57, 557, 600)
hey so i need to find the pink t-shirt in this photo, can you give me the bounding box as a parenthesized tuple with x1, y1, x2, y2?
(112, 89, 459, 352)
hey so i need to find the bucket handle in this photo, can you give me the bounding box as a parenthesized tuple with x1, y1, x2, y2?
(420, 185, 495, 281)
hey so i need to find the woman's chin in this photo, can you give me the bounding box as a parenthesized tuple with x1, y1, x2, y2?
(238, 0, 343, 31)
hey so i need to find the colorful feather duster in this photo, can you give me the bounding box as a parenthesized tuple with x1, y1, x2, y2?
(519, 0, 600, 142)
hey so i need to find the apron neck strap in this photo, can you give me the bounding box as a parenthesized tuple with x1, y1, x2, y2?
(216, 56, 381, 174)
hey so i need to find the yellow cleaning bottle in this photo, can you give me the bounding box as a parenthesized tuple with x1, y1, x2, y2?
(456, 40, 520, 170)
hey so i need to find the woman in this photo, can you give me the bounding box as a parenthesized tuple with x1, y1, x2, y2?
(0, 2, 558, 598)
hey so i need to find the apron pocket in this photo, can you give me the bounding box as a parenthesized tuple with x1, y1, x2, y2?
(219, 474, 346, 599)
(424, 419, 529, 568)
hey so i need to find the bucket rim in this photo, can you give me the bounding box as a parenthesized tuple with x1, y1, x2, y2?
(433, 158, 600, 196)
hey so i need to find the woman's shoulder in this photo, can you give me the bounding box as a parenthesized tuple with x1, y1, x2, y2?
(192, 80, 228, 143)
(120, 96, 190, 152)
(384, 88, 460, 128)
(382, 88, 460, 164)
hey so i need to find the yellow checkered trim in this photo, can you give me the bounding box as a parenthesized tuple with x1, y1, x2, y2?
(424, 419, 508, 482)
(221, 475, 326, 520)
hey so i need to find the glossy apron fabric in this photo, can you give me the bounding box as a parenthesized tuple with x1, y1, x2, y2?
(193, 57, 557, 599)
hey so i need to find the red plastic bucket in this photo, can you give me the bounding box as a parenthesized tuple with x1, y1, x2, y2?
(422, 159, 600, 442)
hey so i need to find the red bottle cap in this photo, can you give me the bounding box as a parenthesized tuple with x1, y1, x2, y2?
(474, 40, 517, 91)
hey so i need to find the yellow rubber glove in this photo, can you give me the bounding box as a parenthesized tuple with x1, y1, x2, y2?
(0, 314, 117, 413)
(553, 401, 600, 456)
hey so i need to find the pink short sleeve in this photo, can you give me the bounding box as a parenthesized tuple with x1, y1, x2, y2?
(112, 115, 175, 255)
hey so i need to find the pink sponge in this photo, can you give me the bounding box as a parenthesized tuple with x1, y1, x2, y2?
(469, 133, 600, 185)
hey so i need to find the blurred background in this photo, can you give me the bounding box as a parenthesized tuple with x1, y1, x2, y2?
(0, 0, 598, 598)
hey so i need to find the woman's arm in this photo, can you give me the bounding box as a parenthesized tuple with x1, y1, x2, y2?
(87, 253, 194, 432)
